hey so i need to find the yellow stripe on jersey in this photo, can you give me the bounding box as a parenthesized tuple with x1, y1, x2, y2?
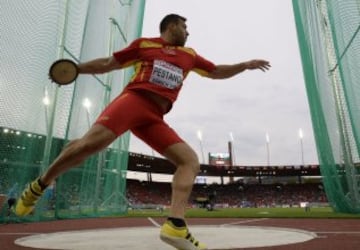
(139, 40, 163, 48)
(130, 61, 144, 82)
(177, 47, 196, 57)
(193, 68, 211, 76)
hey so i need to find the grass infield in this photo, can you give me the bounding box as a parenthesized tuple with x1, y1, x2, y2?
(125, 207, 360, 218)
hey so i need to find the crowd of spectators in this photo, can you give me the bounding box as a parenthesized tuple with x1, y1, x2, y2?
(0, 178, 327, 211)
(126, 180, 171, 206)
(126, 179, 327, 208)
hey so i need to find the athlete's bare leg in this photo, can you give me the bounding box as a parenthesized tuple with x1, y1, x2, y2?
(162, 142, 200, 219)
(40, 124, 117, 186)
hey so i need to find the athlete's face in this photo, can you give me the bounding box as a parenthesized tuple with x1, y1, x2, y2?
(170, 20, 189, 46)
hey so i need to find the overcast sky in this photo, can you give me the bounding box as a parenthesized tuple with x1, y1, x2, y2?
(128, 0, 319, 166)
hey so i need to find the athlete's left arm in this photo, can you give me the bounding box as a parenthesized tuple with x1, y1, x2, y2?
(206, 59, 271, 79)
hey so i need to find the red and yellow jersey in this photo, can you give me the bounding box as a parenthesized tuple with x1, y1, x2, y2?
(113, 37, 216, 103)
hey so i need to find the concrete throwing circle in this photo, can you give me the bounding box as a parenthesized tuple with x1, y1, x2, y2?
(15, 225, 316, 249)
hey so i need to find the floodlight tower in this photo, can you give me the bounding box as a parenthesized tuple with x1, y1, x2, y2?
(265, 132, 270, 166)
(299, 128, 305, 166)
(197, 129, 205, 164)
(82, 98, 92, 129)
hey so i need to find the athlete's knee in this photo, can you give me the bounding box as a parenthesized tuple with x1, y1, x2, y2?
(190, 158, 201, 174)
(180, 153, 201, 175)
(163, 143, 201, 174)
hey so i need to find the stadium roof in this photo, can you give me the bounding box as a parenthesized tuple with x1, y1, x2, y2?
(128, 152, 321, 177)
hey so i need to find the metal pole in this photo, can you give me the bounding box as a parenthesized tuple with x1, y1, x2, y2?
(229, 132, 236, 165)
(94, 1, 118, 211)
(300, 137, 304, 165)
(42, 89, 50, 134)
(41, 0, 71, 173)
(86, 110, 91, 129)
(197, 130, 205, 164)
(266, 133, 270, 166)
(299, 129, 304, 165)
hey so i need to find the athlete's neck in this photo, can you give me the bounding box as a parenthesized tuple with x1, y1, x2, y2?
(160, 33, 175, 46)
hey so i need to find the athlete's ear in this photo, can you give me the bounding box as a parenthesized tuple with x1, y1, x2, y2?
(168, 23, 177, 31)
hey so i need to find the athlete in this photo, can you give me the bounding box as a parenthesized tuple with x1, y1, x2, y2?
(15, 14, 270, 250)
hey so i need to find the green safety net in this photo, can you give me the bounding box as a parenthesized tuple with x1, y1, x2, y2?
(0, 0, 145, 222)
(292, 0, 360, 213)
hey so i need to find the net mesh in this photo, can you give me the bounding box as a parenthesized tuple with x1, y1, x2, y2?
(292, 0, 360, 213)
(0, 0, 145, 222)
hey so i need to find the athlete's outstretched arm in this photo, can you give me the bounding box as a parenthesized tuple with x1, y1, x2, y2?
(77, 56, 120, 74)
(207, 59, 271, 79)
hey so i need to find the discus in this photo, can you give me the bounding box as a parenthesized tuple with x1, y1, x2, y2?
(49, 59, 79, 85)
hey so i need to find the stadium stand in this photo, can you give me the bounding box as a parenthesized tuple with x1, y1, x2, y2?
(0, 129, 326, 210)
(126, 180, 327, 208)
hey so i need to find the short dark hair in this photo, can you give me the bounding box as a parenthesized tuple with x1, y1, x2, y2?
(160, 14, 186, 33)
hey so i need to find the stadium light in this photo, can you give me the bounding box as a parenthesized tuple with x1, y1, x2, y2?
(196, 129, 205, 164)
(83, 98, 92, 128)
(42, 88, 50, 106)
(42, 96, 50, 106)
(299, 128, 304, 139)
(229, 132, 234, 142)
(265, 132, 270, 166)
(43, 88, 50, 133)
(82, 98, 92, 110)
(299, 128, 304, 165)
(197, 130, 203, 141)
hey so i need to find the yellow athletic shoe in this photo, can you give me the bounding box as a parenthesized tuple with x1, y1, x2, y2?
(15, 178, 45, 216)
(160, 221, 207, 250)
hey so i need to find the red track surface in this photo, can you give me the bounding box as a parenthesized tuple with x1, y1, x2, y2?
(1, 217, 359, 250)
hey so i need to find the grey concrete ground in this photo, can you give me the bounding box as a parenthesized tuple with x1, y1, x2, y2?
(15, 225, 316, 250)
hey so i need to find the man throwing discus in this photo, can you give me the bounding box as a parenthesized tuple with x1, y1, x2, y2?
(15, 14, 270, 250)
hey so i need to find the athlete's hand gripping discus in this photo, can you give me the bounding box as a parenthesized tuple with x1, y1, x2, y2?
(49, 59, 79, 85)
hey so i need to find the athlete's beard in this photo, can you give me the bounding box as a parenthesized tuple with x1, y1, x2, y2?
(171, 31, 186, 46)
(173, 36, 186, 46)
(174, 40, 185, 46)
